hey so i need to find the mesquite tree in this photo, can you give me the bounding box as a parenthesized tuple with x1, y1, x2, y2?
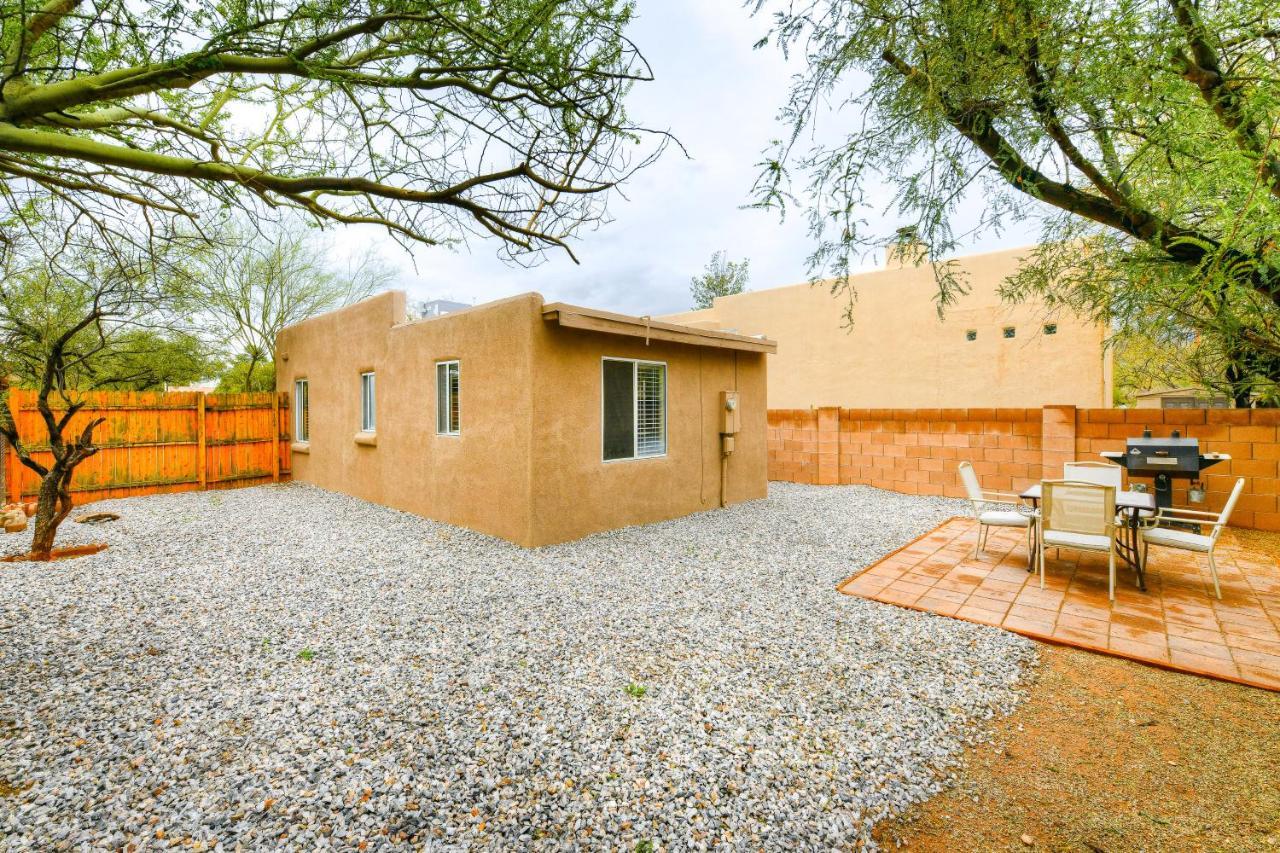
(753, 0, 1280, 403)
(0, 0, 662, 258)
(0, 240, 172, 558)
(183, 220, 393, 392)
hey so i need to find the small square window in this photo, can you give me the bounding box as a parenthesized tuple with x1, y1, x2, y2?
(965, 329, 977, 341)
(1043, 323, 1058, 335)
(602, 358, 667, 461)
(1002, 326, 1016, 339)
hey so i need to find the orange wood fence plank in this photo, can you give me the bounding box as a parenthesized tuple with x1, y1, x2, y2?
(2, 389, 290, 503)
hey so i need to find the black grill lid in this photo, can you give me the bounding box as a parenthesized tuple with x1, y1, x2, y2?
(1126, 436, 1199, 449)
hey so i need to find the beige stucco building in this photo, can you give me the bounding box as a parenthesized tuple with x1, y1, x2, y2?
(276, 290, 773, 547)
(663, 246, 1112, 409)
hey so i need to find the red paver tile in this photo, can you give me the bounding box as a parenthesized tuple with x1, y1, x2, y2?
(1169, 651, 1241, 680)
(1051, 624, 1109, 648)
(956, 603, 1009, 626)
(1004, 613, 1057, 635)
(1237, 665, 1280, 690)
(1110, 623, 1168, 646)
(1108, 635, 1170, 663)
(839, 517, 1280, 692)
(1164, 622, 1228, 645)
(1110, 611, 1166, 632)
(1167, 635, 1234, 662)
(970, 586, 1019, 605)
(1228, 647, 1280, 671)
(915, 594, 963, 617)
(1222, 633, 1280, 656)
(1057, 612, 1110, 634)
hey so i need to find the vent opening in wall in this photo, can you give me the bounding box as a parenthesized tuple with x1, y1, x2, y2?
(1002, 326, 1016, 339)
(1043, 323, 1058, 335)
(965, 329, 977, 341)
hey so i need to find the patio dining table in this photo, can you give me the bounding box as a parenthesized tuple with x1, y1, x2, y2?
(1019, 483, 1157, 591)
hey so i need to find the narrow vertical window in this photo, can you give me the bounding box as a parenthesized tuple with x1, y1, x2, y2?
(602, 358, 667, 461)
(436, 360, 460, 435)
(360, 371, 376, 432)
(293, 378, 309, 442)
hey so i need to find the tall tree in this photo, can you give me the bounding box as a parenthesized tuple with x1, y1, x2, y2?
(0, 0, 662, 258)
(690, 251, 750, 309)
(753, 0, 1280, 402)
(0, 232, 182, 558)
(183, 220, 393, 392)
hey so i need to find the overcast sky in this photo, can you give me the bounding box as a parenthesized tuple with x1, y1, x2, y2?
(332, 0, 1040, 317)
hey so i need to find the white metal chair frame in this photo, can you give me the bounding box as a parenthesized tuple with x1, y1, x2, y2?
(1063, 461, 1123, 489)
(1138, 477, 1246, 600)
(959, 461, 1032, 558)
(1038, 480, 1120, 600)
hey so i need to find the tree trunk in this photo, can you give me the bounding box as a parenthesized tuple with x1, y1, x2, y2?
(29, 474, 62, 559)
(1225, 360, 1254, 409)
(243, 354, 259, 393)
(28, 466, 75, 560)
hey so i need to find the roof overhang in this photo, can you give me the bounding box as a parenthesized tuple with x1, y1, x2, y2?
(542, 303, 776, 354)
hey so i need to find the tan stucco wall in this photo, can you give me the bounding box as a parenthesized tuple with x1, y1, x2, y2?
(527, 322, 768, 545)
(662, 246, 1112, 409)
(276, 291, 768, 547)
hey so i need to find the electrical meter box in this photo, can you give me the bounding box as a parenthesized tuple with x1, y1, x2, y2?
(720, 391, 740, 435)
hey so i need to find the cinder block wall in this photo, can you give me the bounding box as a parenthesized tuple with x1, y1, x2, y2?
(767, 406, 1280, 530)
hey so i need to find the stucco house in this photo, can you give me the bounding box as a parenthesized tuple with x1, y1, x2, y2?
(662, 245, 1112, 409)
(276, 290, 774, 546)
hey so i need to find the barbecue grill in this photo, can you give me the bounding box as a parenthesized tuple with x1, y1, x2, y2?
(1101, 430, 1229, 511)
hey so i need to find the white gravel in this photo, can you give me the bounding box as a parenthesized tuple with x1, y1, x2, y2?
(0, 482, 1036, 850)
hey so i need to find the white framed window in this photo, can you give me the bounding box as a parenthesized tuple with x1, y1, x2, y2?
(602, 358, 667, 462)
(436, 360, 460, 435)
(293, 378, 309, 442)
(360, 371, 376, 432)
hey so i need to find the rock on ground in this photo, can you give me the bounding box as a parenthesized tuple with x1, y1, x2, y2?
(0, 482, 1036, 850)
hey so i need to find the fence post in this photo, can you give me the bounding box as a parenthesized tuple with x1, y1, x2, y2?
(271, 392, 282, 483)
(197, 392, 207, 491)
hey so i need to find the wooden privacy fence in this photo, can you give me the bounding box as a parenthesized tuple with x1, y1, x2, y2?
(2, 389, 291, 505)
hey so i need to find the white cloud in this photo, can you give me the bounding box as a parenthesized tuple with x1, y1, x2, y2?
(329, 0, 1040, 316)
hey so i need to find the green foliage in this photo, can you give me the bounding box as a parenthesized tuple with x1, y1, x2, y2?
(623, 682, 648, 698)
(0, 0, 662, 260)
(216, 357, 276, 394)
(690, 251, 750, 309)
(0, 230, 192, 556)
(182, 219, 391, 392)
(297, 648, 316, 662)
(754, 0, 1280, 398)
(85, 330, 217, 391)
(0, 241, 198, 390)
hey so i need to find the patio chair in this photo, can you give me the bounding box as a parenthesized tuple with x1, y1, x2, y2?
(1063, 461, 1123, 489)
(959, 461, 1031, 558)
(1139, 477, 1245, 600)
(1038, 480, 1119, 600)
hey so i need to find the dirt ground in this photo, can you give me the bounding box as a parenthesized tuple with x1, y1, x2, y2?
(874, 642, 1280, 852)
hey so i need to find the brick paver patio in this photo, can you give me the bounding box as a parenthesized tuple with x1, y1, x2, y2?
(840, 518, 1280, 691)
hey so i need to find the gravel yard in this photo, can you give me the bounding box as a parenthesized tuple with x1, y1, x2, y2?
(0, 482, 1036, 850)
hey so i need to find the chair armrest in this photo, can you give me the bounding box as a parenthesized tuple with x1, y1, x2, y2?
(981, 491, 1023, 504)
(1140, 509, 1225, 530)
(1155, 507, 1220, 520)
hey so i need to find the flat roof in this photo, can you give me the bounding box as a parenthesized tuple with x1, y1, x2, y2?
(542, 302, 777, 354)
